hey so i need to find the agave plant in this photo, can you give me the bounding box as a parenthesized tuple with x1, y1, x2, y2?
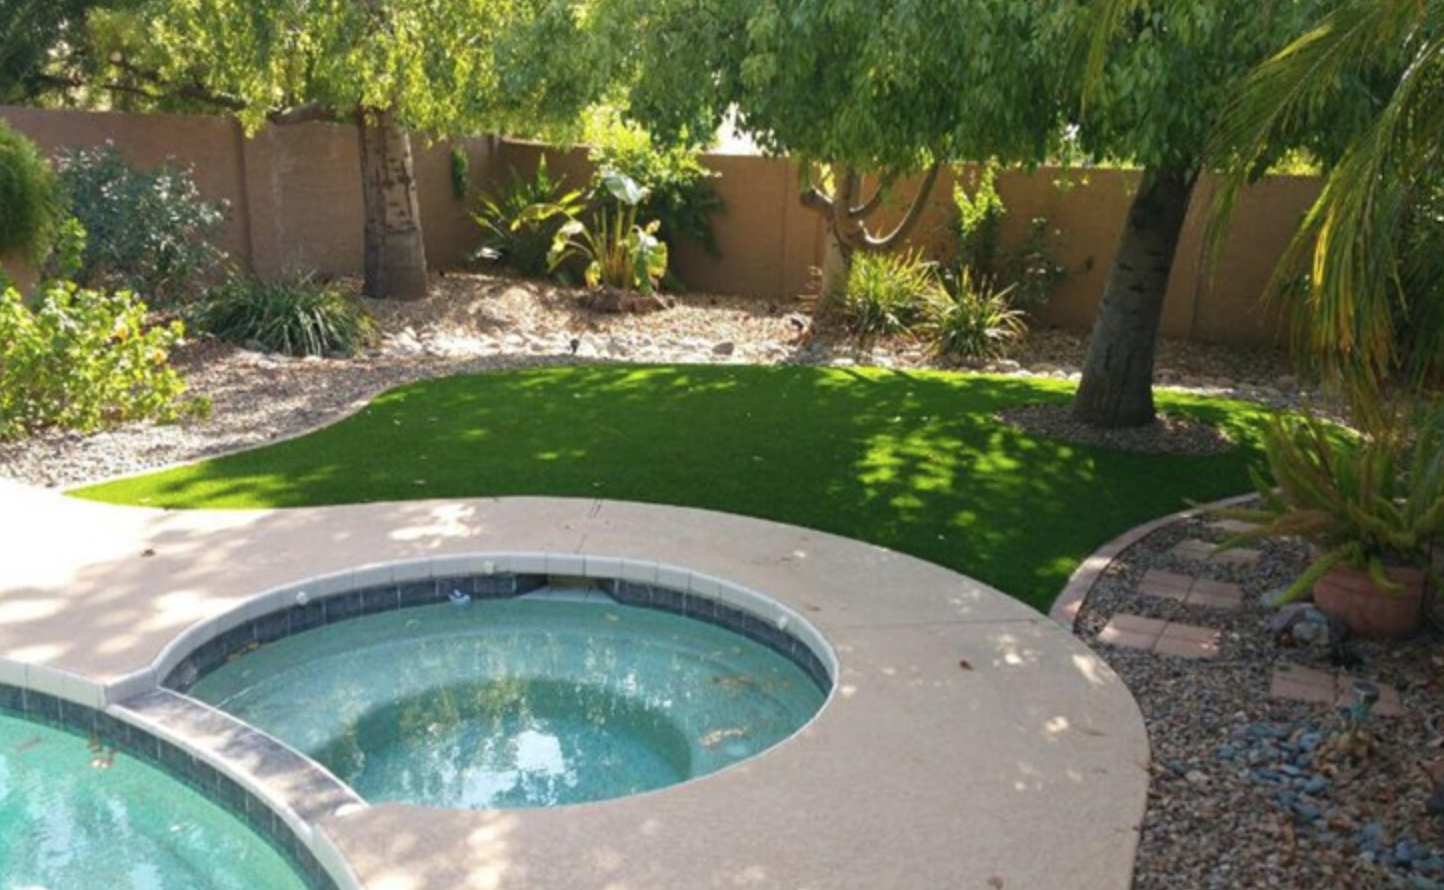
(1220, 401, 1444, 603)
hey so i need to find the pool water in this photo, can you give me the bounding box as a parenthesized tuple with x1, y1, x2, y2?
(191, 597, 827, 809)
(0, 711, 310, 890)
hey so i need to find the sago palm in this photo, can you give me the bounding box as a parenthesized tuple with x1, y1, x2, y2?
(1207, 0, 1444, 396)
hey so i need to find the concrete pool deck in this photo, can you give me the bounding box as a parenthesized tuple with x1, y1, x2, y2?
(0, 478, 1149, 890)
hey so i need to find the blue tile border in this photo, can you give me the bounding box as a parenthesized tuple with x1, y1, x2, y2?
(163, 572, 833, 696)
(0, 684, 339, 890)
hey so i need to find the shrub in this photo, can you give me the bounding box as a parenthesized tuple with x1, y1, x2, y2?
(589, 122, 724, 259)
(0, 282, 200, 440)
(56, 143, 227, 305)
(922, 269, 1027, 362)
(0, 121, 59, 266)
(835, 249, 939, 337)
(198, 276, 377, 358)
(473, 156, 586, 278)
(948, 163, 1065, 313)
(953, 162, 1005, 275)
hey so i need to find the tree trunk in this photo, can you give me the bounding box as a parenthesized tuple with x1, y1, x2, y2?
(802, 163, 942, 306)
(1072, 166, 1196, 428)
(357, 108, 429, 301)
(819, 227, 855, 299)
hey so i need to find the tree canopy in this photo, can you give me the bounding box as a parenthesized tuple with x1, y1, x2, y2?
(611, 0, 1063, 170)
(142, 0, 590, 135)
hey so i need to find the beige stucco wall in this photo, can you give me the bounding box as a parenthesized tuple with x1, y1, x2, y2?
(1, 106, 1320, 348)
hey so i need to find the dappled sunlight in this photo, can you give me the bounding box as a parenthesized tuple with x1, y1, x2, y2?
(389, 503, 481, 542)
(71, 365, 1272, 608)
(1071, 651, 1119, 690)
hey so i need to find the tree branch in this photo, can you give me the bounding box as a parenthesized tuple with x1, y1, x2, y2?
(99, 58, 337, 126)
(861, 163, 942, 250)
(849, 171, 900, 220)
(798, 164, 834, 214)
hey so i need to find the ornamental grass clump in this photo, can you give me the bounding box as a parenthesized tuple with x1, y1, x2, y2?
(199, 276, 377, 358)
(922, 268, 1027, 362)
(835, 249, 938, 337)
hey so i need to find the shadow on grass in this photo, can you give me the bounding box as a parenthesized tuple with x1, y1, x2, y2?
(74, 365, 1273, 610)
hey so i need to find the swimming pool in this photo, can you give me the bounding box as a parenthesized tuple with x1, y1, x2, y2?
(0, 710, 311, 890)
(189, 595, 828, 809)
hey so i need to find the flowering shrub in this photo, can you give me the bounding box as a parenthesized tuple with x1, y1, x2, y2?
(0, 282, 204, 439)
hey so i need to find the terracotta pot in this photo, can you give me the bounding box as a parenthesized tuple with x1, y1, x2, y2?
(1312, 563, 1426, 639)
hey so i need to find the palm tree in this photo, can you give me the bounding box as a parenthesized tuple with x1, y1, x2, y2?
(1207, 0, 1444, 398)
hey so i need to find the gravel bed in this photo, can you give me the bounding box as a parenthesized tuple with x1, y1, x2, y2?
(0, 273, 1314, 489)
(996, 404, 1236, 456)
(1075, 517, 1444, 890)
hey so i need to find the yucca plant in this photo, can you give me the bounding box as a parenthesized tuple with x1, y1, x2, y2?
(1220, 402, 1444, 605)
(835, 249, 939, 337)
(199, 276, 377, 358)
(923, 268, 1027, 361)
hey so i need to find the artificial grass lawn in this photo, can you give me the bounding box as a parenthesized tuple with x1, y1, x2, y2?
(74, 365, 1274, 612)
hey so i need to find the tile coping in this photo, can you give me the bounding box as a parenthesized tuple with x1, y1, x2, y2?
(0, 683, 360, 890)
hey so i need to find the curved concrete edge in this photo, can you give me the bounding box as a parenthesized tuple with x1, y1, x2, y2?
(1047, 493, 1257, 630)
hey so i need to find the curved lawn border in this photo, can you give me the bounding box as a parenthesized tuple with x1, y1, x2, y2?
(73, 365, 1276, 612)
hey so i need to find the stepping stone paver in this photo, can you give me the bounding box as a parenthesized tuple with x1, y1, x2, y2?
(1099, 613, 1222, 660)
(1207, 518, 1259, 537)
(1269, 663, 1404, 717)
(1139, 569, 1245, 611)
(1170, 538, 1261, 567)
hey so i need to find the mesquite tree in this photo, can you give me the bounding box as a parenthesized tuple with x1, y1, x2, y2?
(598, 0, 1061, 297)
(1068, 0, 1325, 427)
(142, 0, 588, 301)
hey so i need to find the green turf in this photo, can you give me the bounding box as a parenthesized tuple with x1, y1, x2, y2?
(73, 365, 1273, 611)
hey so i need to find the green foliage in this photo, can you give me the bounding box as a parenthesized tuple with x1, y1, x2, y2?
(57, 144, 227, 305)
(144, 0, 597, 138)
(449, 146, 470, 201)
(0, 281, 198, 440)
(836, 250, 939, 337)
(923, 269, 1027, 362)
(1002, 216, 1068, 312)
(1072, 0, 1330, 172)
(948, 165, 1066, 313)
(953, 164, 1005, 274)
(199, 277, 377, 358)
(1209, 0, 1444, 397)
(588, 114, 724, 257)
(473, 157, 586, 279)
(544, 171, 669, 295)
(0, 0, 117, 104)
(1220, 403, 1444, 604)
(0, 121, 58, 265)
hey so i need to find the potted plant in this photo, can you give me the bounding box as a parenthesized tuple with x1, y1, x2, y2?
(1221, 402, 1444, 639)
